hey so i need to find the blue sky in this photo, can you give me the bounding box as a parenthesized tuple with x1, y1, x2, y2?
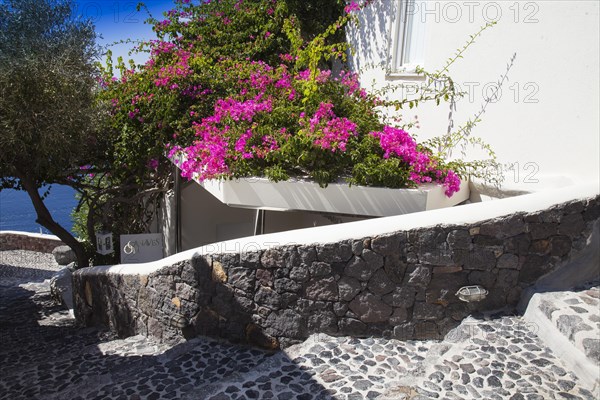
(75, 1, 176, 66)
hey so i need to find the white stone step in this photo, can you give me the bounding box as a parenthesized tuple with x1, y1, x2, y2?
(523, 285, 600, 392)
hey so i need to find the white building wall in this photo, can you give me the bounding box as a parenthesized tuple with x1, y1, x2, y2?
(348, 0, 599, 190)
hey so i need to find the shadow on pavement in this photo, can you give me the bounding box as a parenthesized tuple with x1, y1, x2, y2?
(0, 280, 336, 400)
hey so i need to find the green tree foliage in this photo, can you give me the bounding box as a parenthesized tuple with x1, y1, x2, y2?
(0, 0, 101, 268)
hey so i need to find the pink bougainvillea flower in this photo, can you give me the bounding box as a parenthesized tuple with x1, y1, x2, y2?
(344, 1, 360, 14)
(147, 159, 159, 170)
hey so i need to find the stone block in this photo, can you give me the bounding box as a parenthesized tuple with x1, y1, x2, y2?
(496, 254, 519, 269)
(529, 240, 550, 255)
(550, 236, 572, 257)
(147, 317, 164, 339)
(280, 292, 298, 308)
(393, 322, 415, 340)
(540, 209, 563, 223)
(294, 299, 330, 314)
(518, 254, 552, 284)
(367, 269, 396, 296)
(212, 261, 227, 283)
(274, 278, 302, 294)
(383, 255, 408, 283)
(309, 262, 332, 278)
(338, 318, 367, 336)
(317, 242, 353, 263)
(337, 276, 362, 302)
(333, 302, 349, 317)
(389, 307, 408, 325)
(433, 266, 463, 274)
(256, 268, 273, 287)
(474, 235, 504, 246)
(371, 233, 403, 256)
(413, 302, 444, 321)
(404, 264, 432, 287)
(349, 292, 393, 323)
(382, 286, 416, 308)
(528, 223, 558, 240)
(50, 266, 74, 309)
(459, 247, 496, 271)
(563, 201, 585, 214)
(254, 286, 281, 309)
(308, 311, 338, 334)
(305, 276, 339, 301)
(583, 200, 600, 221)
(480, 215, 525, 238)
(261, 248, 286, 268)
(246, 323, 279, 349)
(447, 303, 470, 321)
(504, 234, 531, 255)
(363, 238, 371, 250)
(351, 239, 364, 255)
(419, 243, 455, 266)
(558, 213, 585, 237)
(273, 266, 289, 279)
(298, 246, 317, 264)
(345, 255, 377, 281)
(241, 250, 262, 268)
(447, 229, 472, 250)
(425, 287, 454, 307)
(175, 282, 199, 302)
(496, 269, 519, 288)
(265, 309, 306, 339)
(468, 270, 497, 288)
(412, 228, 447, 248)
(362, 249, 384, 269)
(212, 295, 233, 316)
(52, 245, 76, 266)
(228, 267, 255, 292)
(289, 265, 310, 282)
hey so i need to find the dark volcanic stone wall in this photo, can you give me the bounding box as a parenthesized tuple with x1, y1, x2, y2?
(73, 196, 600, 348)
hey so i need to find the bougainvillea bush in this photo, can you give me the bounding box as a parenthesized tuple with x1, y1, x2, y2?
(167, 60, 461, 196)
(99, 0, 461, 199)
(86, 0, 482, 251)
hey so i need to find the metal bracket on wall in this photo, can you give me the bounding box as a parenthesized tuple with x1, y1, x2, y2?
(254, 209, 266, 236)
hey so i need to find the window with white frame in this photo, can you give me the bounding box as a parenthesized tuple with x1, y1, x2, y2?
(389, 0, 426, 74)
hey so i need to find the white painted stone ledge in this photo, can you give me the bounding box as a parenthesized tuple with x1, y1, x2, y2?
(78, 181, 599, 277)
(0, 230, 60, 240)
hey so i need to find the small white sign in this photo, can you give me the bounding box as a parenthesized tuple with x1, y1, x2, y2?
(120, 233, 163, 264)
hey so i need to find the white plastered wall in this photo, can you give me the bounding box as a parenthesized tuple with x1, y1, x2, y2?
(347, 0, 599, 191)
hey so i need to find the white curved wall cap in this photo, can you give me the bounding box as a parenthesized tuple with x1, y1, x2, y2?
(0, 230, 60, 240)
(80, 182, 599, 277)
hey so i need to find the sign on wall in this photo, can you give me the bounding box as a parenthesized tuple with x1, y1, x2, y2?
(120, 233, 163, 264)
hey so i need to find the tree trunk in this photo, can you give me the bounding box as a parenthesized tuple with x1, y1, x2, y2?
(16, 172, 89, 269)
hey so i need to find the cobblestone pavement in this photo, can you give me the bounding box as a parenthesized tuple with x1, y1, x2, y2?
(1, 250, 598, 399)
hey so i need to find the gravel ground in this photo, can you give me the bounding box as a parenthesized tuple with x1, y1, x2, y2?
(0, 250, 60, 285)
(0, 250, 597, 400)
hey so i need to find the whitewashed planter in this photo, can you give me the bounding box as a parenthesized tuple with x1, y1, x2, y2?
(194, 176, 469, 217)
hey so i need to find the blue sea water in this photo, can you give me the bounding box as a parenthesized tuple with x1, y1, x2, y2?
(0, 185, 78, 235)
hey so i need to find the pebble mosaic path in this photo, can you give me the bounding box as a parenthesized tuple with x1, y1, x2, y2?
(1, 250, 598, 399)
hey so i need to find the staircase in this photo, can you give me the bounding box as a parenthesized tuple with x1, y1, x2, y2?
(523, 283, 600, 393)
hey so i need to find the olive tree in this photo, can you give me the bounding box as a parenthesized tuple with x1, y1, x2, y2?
(0, 0, 101, 268)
